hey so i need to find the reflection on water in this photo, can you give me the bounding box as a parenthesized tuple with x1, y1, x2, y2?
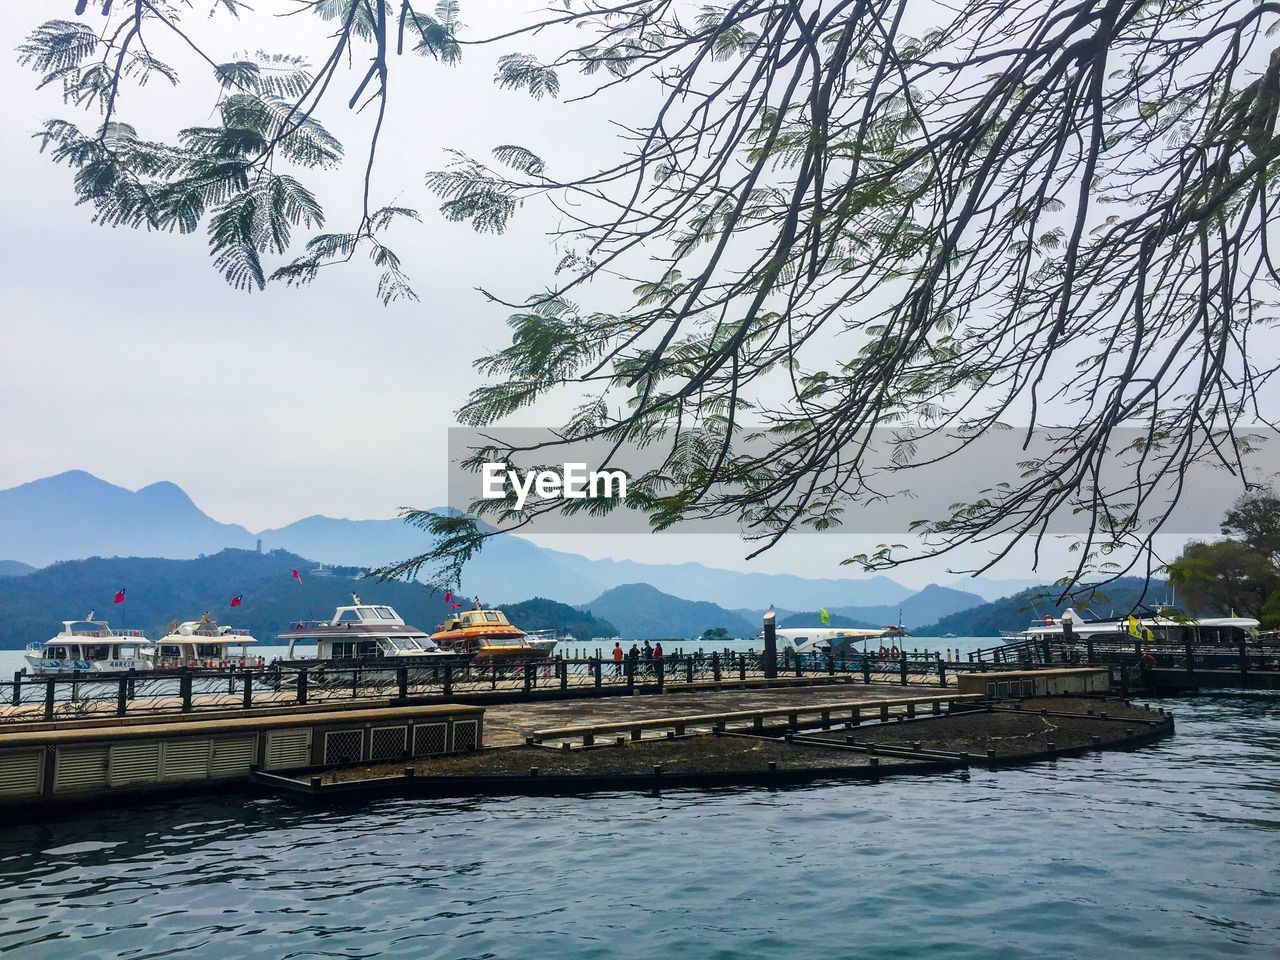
(0, 692, 1276, 959)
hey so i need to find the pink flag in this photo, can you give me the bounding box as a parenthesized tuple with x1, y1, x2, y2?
(291, 568, 302, 583)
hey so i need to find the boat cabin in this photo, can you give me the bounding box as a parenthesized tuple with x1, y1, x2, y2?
(154, 615, 261, 669)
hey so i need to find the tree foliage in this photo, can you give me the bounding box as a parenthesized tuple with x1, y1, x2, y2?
(17, 1, 466, 303)
(1169, 489, 1280, 617)
(18, 1, 1280, 593)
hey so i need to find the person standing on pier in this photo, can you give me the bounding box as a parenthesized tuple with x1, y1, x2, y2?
(612, 642, 624, 677)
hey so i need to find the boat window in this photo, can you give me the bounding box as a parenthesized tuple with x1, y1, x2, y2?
(485, 612, 501, 622)
(483, 638, 525, 648)
(381, 637, 401, 651)
(68, 621, 104, 635)
(85, 645, 111, 660)
(461, 614, 476, 627)
(160, 644, 182, 659)
(46, 646, 68, 659)
(375, 607, 395, 620)
(335, 609, 360, 622)
(357, 607, 379, 621)
(196, 643, 222, 658)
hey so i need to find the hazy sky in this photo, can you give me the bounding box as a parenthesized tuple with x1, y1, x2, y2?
(0, 2, 1262, 589)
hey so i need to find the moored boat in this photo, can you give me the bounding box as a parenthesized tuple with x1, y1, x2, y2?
(24, 615, 154, 674)
(431, 601, 548, 660)
(153, 614, 264, 670)
(277, 596, 456, 664)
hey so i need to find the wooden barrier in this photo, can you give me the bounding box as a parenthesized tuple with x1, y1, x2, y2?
(529, 694, 983, 746)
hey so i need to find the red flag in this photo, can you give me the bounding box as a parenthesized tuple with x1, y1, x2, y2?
(450, 601, 461, 609)
(291, 568, 302, 583)
(444, 591, 452, 604)
(230, 595, 243, 608)
(114, 589, 126, 604)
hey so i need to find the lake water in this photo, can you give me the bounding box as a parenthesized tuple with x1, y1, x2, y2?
(0, 690, 1276, 958)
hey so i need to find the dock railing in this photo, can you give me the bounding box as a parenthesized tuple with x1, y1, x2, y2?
(2, 650, 1005, 726)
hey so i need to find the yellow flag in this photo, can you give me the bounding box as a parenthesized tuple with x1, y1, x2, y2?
(820, 608, 830, 625)
(1127, 615, 1142, 638)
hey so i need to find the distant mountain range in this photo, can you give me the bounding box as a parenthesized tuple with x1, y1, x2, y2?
(583, 584, 756, 640)
(0, 560, 35, 577)
(0, 470, 988, 608)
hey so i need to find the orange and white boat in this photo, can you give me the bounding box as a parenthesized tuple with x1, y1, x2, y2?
(431, 601, 548, 660)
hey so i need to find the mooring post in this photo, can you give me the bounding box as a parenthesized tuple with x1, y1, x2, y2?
(626, 661, 635, 695)
(180, 670, 193, 712)
(763, 607, 778, 679)
(711, 652, 721, 682)
(296, 668, 308, 705)
(686, 657, 694, 684)
(862, 658, 871, 684)
(11, 671, 20, 707)
(594, 659, 602, 689)
(116, 676, 127, 717)
(938, 658, 947, 687)
(44, 678, 55, 720)
(243, 671, 253, 708)
(739, 655, 747, 681)
(900, 654, 908, 686)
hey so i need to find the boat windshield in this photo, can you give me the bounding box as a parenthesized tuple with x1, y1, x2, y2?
(482, 638, 526, 648)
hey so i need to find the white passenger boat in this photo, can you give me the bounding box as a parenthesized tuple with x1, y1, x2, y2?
(277, 596, 455, 663)
(153, 614, 264, 669)
(24, 615, 154, 674)
(524, 629, 568, 655)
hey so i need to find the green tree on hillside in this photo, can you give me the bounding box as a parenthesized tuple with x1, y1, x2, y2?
(18, 2, 1280, 591)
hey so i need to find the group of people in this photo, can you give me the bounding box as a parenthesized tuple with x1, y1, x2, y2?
(611, 640, 664, 675)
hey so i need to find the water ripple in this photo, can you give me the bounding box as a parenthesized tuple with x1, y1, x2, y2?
(1, 692, 1277, 959)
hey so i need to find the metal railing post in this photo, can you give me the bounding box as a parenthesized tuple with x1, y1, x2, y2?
(243, 671, 253, 708)
(44, 678, 55, 721)
(739, 655, 747, 681)
(559, 660, 568, 691)
(296, 668, 308, 705)
(594, 659, 602, 689)
(443, 664, 453, 697)
(900, 654, 908, 686)
(862, 658, 871, 684)
(524, 662, 533, 696)
(938, 658, 947, 687)
(117, 676, 128, 717)
(686, 657, 694, 684)
(712, 652, 721, 682)
(180, 670, 193, 712)
(397, 666, 409, 700)
(11, 671, 21, 707)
